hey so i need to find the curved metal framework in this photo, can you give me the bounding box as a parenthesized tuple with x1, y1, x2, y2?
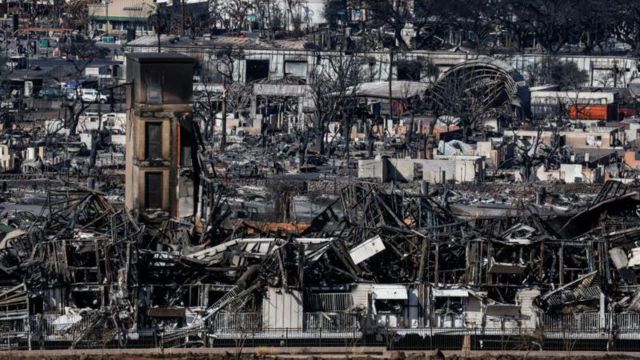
(428, 57, 530, 119)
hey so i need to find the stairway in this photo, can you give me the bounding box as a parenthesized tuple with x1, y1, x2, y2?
(69, 312, 103, 349)
(202, 282, 261, 322)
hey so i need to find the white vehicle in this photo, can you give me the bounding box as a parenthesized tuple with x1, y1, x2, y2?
(193, 82, 223, 98)
(7, 56, 26, 70)
(80, 89, 109, 103)
(0, 100, 14, 109)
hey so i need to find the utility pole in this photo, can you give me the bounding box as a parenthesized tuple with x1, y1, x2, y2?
(154, 0, 162, 53)
(388, 0, 396, 121)
(220, 80, 227, 150)
(181, 0, 185, 35)
(104, 0, 109, 35)
(388, 48, 393, 125)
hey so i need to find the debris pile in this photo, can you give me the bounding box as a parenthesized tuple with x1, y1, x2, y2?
(0, 180, 639, 349)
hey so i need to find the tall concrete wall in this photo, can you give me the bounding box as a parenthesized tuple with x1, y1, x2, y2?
(358, 159, 387, 181)
(359, 157, 484, 184)
(388, 159, 416, 182)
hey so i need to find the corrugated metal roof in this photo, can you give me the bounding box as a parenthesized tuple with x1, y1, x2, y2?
(127, 52, 194, 63)
(346, 81, 430, 100)
(372, 284, 408, 300)
(127, 35, 307, 50)
(432, 288, 470, 297)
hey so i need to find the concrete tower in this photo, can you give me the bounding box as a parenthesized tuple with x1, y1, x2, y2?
(124, 53, 197, 220)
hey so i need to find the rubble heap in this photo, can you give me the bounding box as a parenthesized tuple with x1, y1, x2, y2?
(0, 181, 639, 350)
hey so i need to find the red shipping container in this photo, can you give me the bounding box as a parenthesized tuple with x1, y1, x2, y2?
(568, 104, 611, 121)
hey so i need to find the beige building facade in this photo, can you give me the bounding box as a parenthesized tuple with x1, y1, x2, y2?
(88, 0, 155, 36)
(125, 53, 196, 219)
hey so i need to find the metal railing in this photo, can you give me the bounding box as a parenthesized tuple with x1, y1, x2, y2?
(211, 312, 262, 333)
(304, 312, 360, 332)
(2, 312, 640, 351)
(210, 312, 360, 334)
(542, 312, 640, 336)
(305, 293, 354, 312)
(616, 313, 640, 333)
(41, 314, 100, 341)
(542, 313, 604, 333)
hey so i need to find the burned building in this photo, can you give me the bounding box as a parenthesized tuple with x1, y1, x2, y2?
(0, 176, 639, 351)
(6, 39, 640, 355)
(124, 53, 199, 219)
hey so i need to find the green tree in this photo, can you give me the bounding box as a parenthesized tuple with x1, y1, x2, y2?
(510, 0, 580, 54)
(364, 0, 428, 50)
(577, 0, 614, 54)
(528, 58, 588, 90)
(612, 0, 640, 55)
(323, 0, 347, 28)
